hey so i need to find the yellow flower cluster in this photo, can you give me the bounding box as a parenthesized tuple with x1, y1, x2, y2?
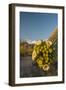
(32, 40, 55, 71)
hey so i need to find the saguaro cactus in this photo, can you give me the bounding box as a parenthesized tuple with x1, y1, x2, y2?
(32, 28, 58, 72)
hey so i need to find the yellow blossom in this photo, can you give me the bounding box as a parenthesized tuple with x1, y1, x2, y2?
(37, 59, 43, 68)
(43, 64, 49, 71)
(32, 50, 37, 60)
(45, 41, 52, 47)
(49, 48, 52, 53)
(35, 40, 42, 45)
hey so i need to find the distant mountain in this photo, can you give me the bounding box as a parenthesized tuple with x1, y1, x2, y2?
(26, 40, 32, 44)
(26, 40, 36, 44)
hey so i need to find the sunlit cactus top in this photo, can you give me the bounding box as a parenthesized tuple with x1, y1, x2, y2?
(32, 40, 56, 71)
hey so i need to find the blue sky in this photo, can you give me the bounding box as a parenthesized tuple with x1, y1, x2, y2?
(20, 12, 58, 41)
